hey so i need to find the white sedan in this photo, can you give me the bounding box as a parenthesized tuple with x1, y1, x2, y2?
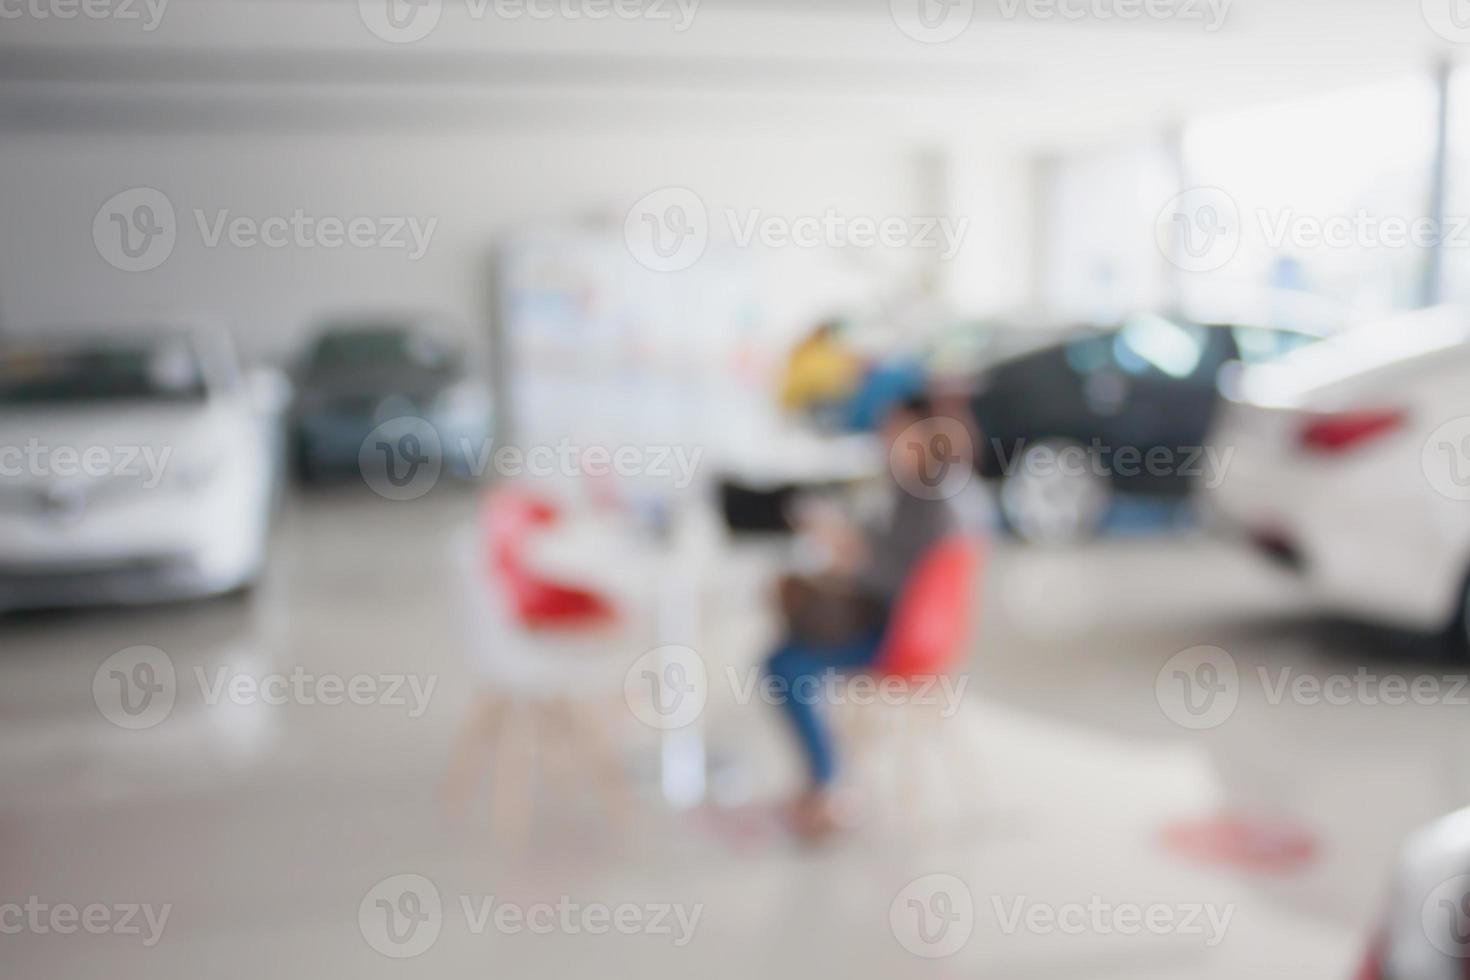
(1205, 306, 1470, 646)
(0, 326, 283, 612)
(1358, 806, 1470, 979)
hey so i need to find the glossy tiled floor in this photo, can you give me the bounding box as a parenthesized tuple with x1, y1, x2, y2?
(5, 487, 1468, 978)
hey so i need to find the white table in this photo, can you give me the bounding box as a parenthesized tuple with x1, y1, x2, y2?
(712, 429, 883, 487)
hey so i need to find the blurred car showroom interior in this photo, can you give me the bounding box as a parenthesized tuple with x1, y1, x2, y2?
(12, 1, 1470, 979)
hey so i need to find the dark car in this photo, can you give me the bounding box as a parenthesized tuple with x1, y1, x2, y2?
(289, 320, 491, 482)
(967, 314, 1318, 543)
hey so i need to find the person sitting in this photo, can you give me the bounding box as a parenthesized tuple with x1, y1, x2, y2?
(764, 394, 966, 840)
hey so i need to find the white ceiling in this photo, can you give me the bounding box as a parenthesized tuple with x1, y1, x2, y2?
(0, 0, 1462, 150)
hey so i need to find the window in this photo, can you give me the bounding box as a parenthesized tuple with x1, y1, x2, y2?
(1041, 141, 1177, 322)
(1432, 67, 1470, 305)
(1180, 76, 1438, 323)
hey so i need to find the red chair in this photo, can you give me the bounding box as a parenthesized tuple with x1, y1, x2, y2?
(480, 488, 617, 630)
(483, 486, 558, 569)
(875, 535, 979, 678)
(841, 535, 983, 826)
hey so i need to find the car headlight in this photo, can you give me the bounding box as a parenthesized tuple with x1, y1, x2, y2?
(170, 446, 227, 490)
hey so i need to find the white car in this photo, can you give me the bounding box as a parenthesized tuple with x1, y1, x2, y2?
(1205, 306, 1470, 646)
(1357, 806, 1470, 979)
(0, 327, 283, 612)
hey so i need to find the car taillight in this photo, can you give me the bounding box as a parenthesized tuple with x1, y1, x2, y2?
(1351, 933, 1382, 980)
(1298, 409, 1405, 453)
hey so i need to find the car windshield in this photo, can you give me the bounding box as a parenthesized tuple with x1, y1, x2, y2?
(309, 328, 446, 371)
(0, 340, 207, 405)
(1229, 325, 1319, 365)
(1063, 315, 1212, 380)
(1113, 314, 1209, 378)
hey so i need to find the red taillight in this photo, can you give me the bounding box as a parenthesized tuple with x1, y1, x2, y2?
(1298, 409, 1405, 453)
(1352, 933, 1383, 980)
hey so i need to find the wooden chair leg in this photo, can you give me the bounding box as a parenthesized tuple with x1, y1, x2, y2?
(916, 700, 949, 825)
(893, 702, 923, 829)
(940, 706, 985, 818)
(553, 696, 634, 830)
(849, 682, 894, 808)
(537, 696, 582, 805)
(441, 691, 506, 818)
(832, 687, 865, 793)
(855, 698, 896, 825)
(489, 701, 537, 845)
(838, 673, 979, 832)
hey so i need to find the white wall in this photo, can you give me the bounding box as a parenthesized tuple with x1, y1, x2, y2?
(4, 0, 1448, 365)
(0, 125, 1032, 362)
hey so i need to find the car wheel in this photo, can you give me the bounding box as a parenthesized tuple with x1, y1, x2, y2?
(291, 434, 318, 484)
(217, 578, 258, 604)
(998, 439, 1111, 545)
(1443, 568, 1470, 659)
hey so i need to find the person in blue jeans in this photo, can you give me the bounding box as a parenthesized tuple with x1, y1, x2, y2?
(766, 395, 962, 839)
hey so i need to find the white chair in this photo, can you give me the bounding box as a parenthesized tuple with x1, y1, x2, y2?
(440, 531, 650, 841)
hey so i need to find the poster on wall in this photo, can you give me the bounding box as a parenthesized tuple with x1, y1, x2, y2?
(496, 228, 763, 485)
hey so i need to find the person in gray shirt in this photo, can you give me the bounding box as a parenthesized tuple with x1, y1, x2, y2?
(766, 394, 967, 840)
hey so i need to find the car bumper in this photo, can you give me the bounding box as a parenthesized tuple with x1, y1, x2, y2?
(0, 554, 254, 612)
(295, 413, 488, 475)
(1204, 434, 1459, 632)
(0, 476, 269, 612)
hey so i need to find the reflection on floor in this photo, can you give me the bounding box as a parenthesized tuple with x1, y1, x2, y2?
(4, 487, 1466, 979)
